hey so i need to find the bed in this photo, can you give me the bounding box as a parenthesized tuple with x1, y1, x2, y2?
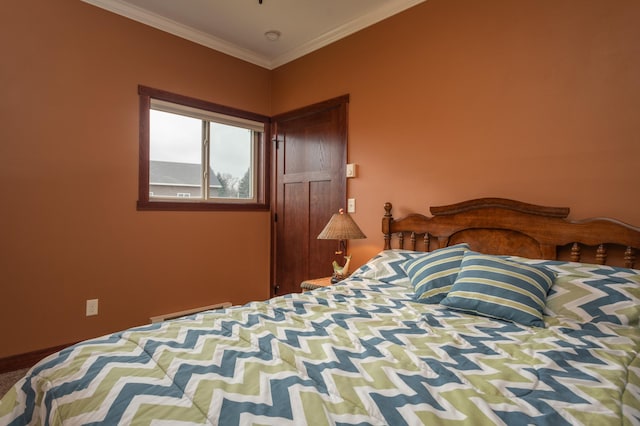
(1, 198, 639, 425)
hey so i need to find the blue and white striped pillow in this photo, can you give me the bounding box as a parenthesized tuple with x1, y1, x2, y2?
(403, 243, 470, 304)
(440, 251, 555, 327)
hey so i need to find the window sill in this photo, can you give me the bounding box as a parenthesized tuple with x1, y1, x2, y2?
(136, 200, 269, 212)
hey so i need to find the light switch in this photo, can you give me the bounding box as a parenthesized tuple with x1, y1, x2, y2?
(346, 163, 357, 178)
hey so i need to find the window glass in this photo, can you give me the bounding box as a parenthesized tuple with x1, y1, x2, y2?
(150, 110, 203, 199)
(210, 123, 254, 200)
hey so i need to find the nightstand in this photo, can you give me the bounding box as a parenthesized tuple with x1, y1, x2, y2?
(300, 277, 333, 291)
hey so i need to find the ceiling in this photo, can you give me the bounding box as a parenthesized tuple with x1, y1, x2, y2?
(81, 0, 426, 69)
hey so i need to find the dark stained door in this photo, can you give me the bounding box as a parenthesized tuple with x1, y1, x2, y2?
(272, 95, 348, 296)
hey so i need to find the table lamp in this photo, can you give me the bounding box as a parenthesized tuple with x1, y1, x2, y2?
(317, 208, 366, 282)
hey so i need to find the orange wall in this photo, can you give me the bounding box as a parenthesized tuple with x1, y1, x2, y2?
(0, 0, 272, 357)
(272, 0, 640, 268)
(2, 0, 640, 358)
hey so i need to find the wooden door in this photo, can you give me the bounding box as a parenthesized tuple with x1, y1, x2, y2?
(272, 95, 348, 296)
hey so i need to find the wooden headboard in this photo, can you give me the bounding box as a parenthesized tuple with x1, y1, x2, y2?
(382, 198, 640, 269)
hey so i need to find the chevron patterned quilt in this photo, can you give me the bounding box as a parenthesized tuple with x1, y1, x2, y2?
(1, 250, 639, 425)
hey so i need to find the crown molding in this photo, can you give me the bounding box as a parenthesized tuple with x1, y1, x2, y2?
(269, 0, 426, 69)
(81, 0, 426, 70)
(81, 0, 272, 68)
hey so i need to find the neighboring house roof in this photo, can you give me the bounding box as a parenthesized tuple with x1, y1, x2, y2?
(150, 160, 222, 188)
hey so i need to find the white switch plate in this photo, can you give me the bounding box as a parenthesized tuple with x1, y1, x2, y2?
(347, 198, 356, 213)
(346, 163, 357, 178)
(86, 299, 99, 316)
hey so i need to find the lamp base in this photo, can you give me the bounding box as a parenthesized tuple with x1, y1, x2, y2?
(330, 254, 352, 284)
(331, 273, 346, 284)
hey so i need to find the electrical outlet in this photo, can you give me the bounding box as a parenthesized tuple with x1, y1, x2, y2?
(86, 299, 99, 316)
(347, 198, 356, 213)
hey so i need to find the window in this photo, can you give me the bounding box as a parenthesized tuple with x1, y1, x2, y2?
(137, 86, 270, 211)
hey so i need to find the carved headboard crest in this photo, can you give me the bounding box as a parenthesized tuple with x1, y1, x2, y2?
(382, 198, 640, 268)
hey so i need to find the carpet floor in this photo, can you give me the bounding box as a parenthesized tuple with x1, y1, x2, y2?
(0, 368, 29, 399)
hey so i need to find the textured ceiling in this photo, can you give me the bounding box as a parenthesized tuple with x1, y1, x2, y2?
(81, 0, 426, 69)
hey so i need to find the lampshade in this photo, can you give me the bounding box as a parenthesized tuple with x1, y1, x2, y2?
(317, 209, 366, 240)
